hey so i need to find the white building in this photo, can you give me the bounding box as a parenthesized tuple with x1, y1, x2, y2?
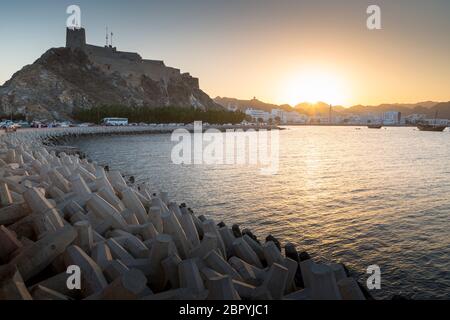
(404, 114, 426, 124)
(226, 104, 238, 112)
(270, 109, 308, 124)
(285, 111, 308, 124)
(383, 111, 402, 125)
(245, 108, 271, 122)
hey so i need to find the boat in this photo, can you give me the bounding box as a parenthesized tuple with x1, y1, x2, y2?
(417, 124, 447, 132)
(417, 111, 447, 132)
(368, 124, 383, 129)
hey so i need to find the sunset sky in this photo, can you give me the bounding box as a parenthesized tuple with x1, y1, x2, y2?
(1, 0, 450, 107)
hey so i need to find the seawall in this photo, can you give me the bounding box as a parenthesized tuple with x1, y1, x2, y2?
(0, 126, 371, 300)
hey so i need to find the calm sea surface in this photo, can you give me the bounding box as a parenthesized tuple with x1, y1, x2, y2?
(72, 126, 450, 299)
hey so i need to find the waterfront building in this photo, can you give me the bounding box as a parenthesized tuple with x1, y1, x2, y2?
(245, 108, 271, 122)
(383, 111, 402, 125)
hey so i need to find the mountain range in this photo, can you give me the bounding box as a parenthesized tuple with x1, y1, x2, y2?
(214, 97, 450, 118)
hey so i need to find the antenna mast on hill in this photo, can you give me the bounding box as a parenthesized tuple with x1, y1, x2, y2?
(111, 32, 114, 47)
(106, 26, 109, 46)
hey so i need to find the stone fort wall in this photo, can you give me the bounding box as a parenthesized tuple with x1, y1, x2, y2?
(66, 28, 199, 88)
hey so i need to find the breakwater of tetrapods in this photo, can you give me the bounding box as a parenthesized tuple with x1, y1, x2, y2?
(0, 126, 371, 300)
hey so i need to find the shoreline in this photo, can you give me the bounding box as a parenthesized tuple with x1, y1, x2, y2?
(0, 127, 373, 300)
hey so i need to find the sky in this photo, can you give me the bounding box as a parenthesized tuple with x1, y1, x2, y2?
(1, 0, 450, 107)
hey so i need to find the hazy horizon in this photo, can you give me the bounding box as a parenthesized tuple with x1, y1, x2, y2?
(1, 0, 450, 106)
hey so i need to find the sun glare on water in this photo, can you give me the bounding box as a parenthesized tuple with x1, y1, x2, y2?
(282, 70, 349, 106)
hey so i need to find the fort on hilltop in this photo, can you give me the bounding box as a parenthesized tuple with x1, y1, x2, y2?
(66, 27, 199, 88)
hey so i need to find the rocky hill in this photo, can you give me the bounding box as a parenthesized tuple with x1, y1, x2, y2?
(0, 47, 221, 121)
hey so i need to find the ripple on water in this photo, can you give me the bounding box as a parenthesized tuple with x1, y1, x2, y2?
(72, 126, 450, 299)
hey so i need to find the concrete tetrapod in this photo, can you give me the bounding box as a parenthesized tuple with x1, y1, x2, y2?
(10, 224, 77, 281)
(64, 245, 108, 297)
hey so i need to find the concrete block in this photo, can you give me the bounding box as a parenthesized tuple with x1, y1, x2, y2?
(120, 187, 148, 224)
(147, 234, 172, 291)
(228, 257, 264, 286)
(218, 226, 236, 258)
(128, 223, 159, 241)
(0, 182, 13, 207)
(0, 225, 23, 263)
(74, 221, 94, 254)
(262, 263, 289, 300)
(243, 234, 265, 264)
(161, 254, 182, 289)
(178, 259, 205, 294)
(91, 243, 113, 270)
(283, 288, 311, 300)
(148, 206, 163, 233)
(23, 187, 54, 214)
(86, 194, 128, 231)
(11, 224, 76, 281)
(64, 245, 108, 296)
(203, 250, 242, 281)
(179, 209, 200, 248)
(161, 209, 190, 258)
(310, 264, 342, 300)
(106, 238, 134, 261)
(189, 233, 219, 260)
(202, 219, 226, 258)
(232, 237, 263, 268)
(31, 285, 70, 300)
(48, 169, 71, 193)
(263, 241, 285, 266)
(103, 259, 130, 282)
(337, 277, 365, 300)
(0, 268, 33, 300)
(328, 263, 347, 283)
(232, 279, 256, 299)
(87, 269, 148, 300)
(0, 203, 31, 225)
(206, 275, 241, 300)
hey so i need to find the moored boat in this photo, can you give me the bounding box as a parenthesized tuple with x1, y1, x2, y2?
(417, 124, 447, 132)
(417, 111, 447, 132)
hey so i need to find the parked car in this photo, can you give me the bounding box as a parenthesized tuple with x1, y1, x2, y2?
(17, 121, 31, 128)
(31, 121, 48, 128)
(0, 120, 14, 128)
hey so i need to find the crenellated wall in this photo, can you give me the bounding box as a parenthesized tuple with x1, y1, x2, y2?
(66, 28, 199, 89)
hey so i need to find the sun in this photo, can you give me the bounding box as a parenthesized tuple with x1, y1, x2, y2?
(282, 69, 348, 106)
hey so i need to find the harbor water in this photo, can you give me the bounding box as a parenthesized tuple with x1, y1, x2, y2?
(72, 126, 450, 299)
